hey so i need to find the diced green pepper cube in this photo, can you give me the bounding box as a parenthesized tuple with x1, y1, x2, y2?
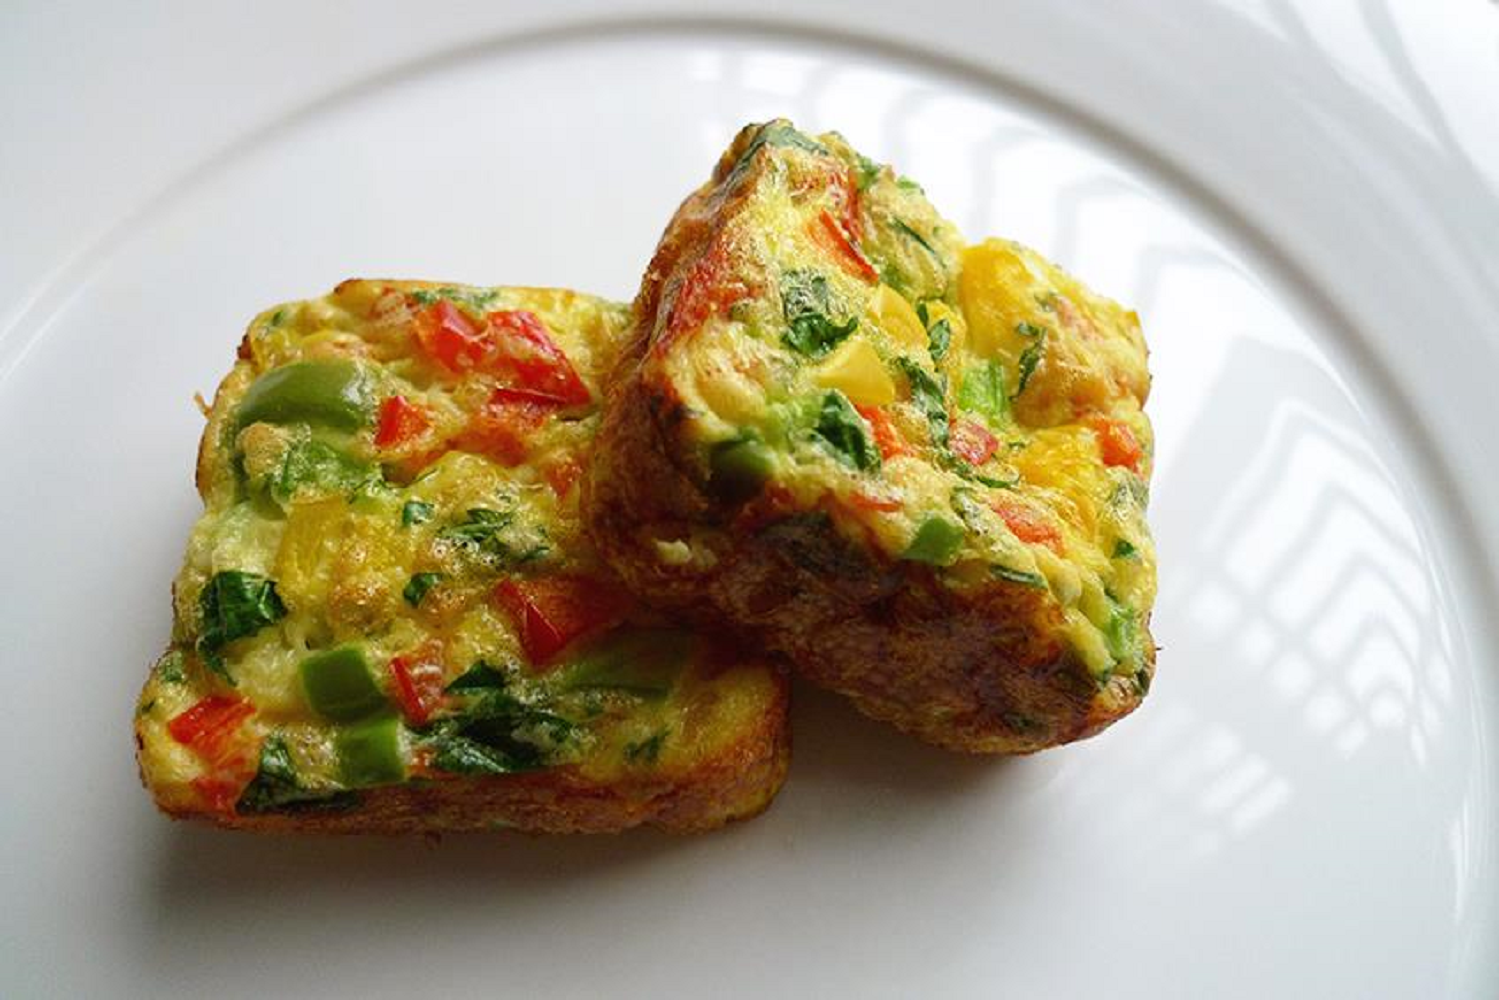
(903, 515, 965, 565)
(236, 360, 375, 431)
(708, 437, 774, 502)
(561, 628, 697, 697)
(300, 646, 386, 721)
(957, 359, 1009, 427)
(336, 715, 406, 787)
(1105, 600, 1138, 663)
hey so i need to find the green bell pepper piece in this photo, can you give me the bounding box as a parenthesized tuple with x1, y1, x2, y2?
(708, 437, 774, 503)
(336, 715, 406, 787)
(561, 628, 696, 697)
(236, 360, 375, 430)
(903, 515, 965, 566)
(300, 646, 386, 721)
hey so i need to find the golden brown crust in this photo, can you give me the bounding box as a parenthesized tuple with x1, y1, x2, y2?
(141, 661, 790, 835)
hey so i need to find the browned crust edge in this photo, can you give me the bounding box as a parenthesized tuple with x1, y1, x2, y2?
(139, 665, 791, 835)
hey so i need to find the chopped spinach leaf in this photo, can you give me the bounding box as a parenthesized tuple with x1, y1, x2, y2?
(895, 175, 924, 193)
(236, 736, 360, 815)
(896, 358, 949, 449)
(625, 729, 668, 765)
(854, 153, 882, 191)
(419, 692, 576, 776)
(991, 565, 1047, 589)
(402, 572, 443, 608)
(780, 270, 857, 359)
(1014, 333, 1046, 398)
(196, 571, 287, 682)
(892, 218, 936, 256)
(154, 650, 186, 685)
(926, 318, 952, 361)
(1113, 539, 1137, 559)
(731, 122, 828, 176)
(268, 439, 379, 503)
(409, 286, 501, 312)
(401, 499, 434, 527)
(951, 464, 1018, 489)
(445, 660, 510, 693)
(812, 391, 880, 471)
(437, 507, 549, 569)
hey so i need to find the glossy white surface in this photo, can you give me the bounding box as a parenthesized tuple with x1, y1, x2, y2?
(2, 4, 1496, 998)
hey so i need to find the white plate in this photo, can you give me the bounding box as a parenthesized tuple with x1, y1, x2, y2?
(3, 4, 1497, 998)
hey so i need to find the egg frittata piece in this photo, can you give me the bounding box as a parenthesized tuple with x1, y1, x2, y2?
(136, 280, 789, 832)
(586, 121, 1156, 753)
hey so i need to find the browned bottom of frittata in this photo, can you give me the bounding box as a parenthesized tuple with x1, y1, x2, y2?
(136, 280, 790, 833)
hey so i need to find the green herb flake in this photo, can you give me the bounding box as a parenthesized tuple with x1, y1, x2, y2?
(437, 508, 549, 568)
(409, 286, 500, 312)
(926, 317, 952, 362)
(812, 391, 881, 471)
(1015, 321, 1046, 338)
(991, 565, 1047, 589)
(137, 699, 156, 716)
(237, 735, 360, 815)
(625, 729, 669, 765)
(196, 571, 288, 683)
(402, 572, 444, 608)
(268, 439, 380, 504)
(895, 175, 924, 193)
(445, 660, 510, 693)
(732, 122, 829, 176)
(401, 499, 434, 527)
(895, 358, 949, 449)
(854, 153, 882, 191)
(780, 270, 858, 359)
(892, 218, 936, 256)
(1113, 539, 1137, 559)
(1014, 334, 1046, 399)
(154, 651, 186, 685)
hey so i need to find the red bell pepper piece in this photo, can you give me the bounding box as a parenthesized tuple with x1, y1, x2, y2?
(388, 640, 446, 726)
(484, 310, 591, 406)
(492, 576, 632, 669)
(855, 404, 908, 460)
(992, 500, 1063, 554)
(190, 776, 245, 813)
(1086, 416, 1143, 471)
(455, 387, 554, 466)
(848, 490, 902, 513)
(168, 694, 255, 768)
(415, 300, 490, 373)
(664, 241, 755, 347)
(412, 300, 590, 406)
(950, 418, 999, 467)
(810, 210, 878, 283)
(374, 395, 431, 449)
